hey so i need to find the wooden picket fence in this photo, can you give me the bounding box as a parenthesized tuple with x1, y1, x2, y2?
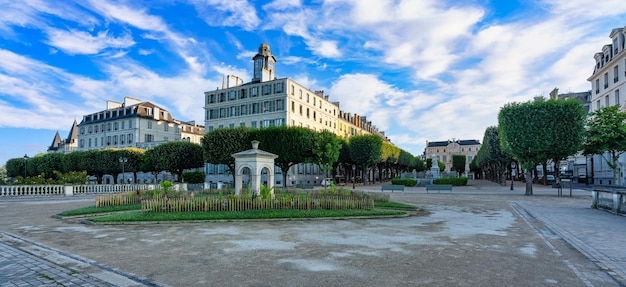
(141, 196, 374, 213)
(95, 192, 141, 207)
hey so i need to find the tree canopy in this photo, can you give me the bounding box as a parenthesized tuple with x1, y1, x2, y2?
(583, 105, 626, 185)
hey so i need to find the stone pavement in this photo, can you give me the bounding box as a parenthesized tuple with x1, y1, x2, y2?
(0, 180, 624, 286)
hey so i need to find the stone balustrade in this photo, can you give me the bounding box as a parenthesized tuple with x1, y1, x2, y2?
(591, 189, 626, 215)
(0, 184, 159, 197)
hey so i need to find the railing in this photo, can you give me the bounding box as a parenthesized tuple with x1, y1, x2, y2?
(591, 189, 626, 215)
(0, 184, 158, 197)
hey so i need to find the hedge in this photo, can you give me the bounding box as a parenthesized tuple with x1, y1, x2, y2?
(434, 177, 468, 186)
(391, 178, 417, 187)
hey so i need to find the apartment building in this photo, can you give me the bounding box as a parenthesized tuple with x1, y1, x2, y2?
(77, 97, 204, 151)
(424, 139, 481, 175)
(203, 43, 389, 187)
(588, 26, 626, 185)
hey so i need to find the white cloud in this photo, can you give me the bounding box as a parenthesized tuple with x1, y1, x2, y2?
(45, 28, 134, 55)
(192, 0, 260, 31)
(263, 0, 302, 10)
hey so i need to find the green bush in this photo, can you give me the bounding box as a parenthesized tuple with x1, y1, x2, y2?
(434, 177, 468, 186)
(391, 178, 417, 187)
(182, 171, 205, 184)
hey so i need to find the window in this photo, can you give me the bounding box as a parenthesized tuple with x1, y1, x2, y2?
(79, 139, 84, 148)
(80, 127, 85, 135)
(114, 122, 118, 130)
(263, 85, 270, 95)
(595, 79, 600, 94)
(209, 94, 215, 103)
(147, 122, 153, 129)
(121, 134, 125, 144)
(252, 103, 259, 114)
(229, 123, 235, 128)
(275, 82, 283, 93)
(604, 73, 609, 88)
(229, 91, 236, 100)
(164, 124, 169, 132)
(240, 89, 247, 99)
(121, 121, 125, 129)
(230, 106, 237, 116)
(596, 100, 600, 110)
(164, 136, 169, 141)
(251, 121, 257, 128)
(291, 101, 295, 112)
(107, 136, 111, 146)
(88, 126, 92, 134)
(241, 104, 247, 115)
(615, 66, 619, 83)
(291, 85, 295, 95)
(88, 138, 92, 147)
(306, 93, 310, 102)
(299, 89, 303, 99)
(113, 135, 118, 145)
(251, 87, 258, 97)
(219, 93, 225, 102)
(240, 122, 245, 127)
(299, 105, 303, 115)
(145, 134, 154, 142)
(220, 108, 225, 118)
(616, 90, 621, 107)
(275, 118, 284, 126)
(101, 137, 104, 146)
(276, 99, 284, 111)
(605, 95, 610, 106)
(129, 120, 132, 128)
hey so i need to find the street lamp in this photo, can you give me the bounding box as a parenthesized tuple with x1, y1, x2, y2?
(352, 164, 356, 189)
(119, 157, 128, 184)
(23, 154, 29, 182)
(510, 161, 516, 190)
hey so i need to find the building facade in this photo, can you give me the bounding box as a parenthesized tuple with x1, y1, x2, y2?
(77, 97, 204, 151)
(588, 26, 626, 185)
(203, 43, 389, 187)
(424, 139, 481, 175)
(47, 120, 79, 153)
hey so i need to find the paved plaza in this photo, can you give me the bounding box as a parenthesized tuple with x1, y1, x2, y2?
(0, 180, 624, 286)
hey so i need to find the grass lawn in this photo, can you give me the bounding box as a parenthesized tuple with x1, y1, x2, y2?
(88, 208, 407, 222)
(58, 204, 142, 217)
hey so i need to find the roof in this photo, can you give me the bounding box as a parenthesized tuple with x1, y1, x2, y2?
(427, 139, 481, 147)
(48, 132, 62, 151)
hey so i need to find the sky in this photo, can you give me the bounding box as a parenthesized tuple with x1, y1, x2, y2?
(1, 0, 626, 166)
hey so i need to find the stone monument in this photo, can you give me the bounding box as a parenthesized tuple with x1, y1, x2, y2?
(430, 155, 440, 179)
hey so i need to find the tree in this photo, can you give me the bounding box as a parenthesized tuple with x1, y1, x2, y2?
(583, 105, 626, 185)
(499, 99, 585, 194)
(201, 127, 253, 182)
(451, 154, 466, 176)
(310, 130, 341, 180)
(349, 135, 383, 185)
(476, 126, 511, 185)
(253, 126, 315, 186)
(147, 141, 204, 182)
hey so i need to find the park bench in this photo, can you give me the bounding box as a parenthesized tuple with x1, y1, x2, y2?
(295, 183, 314, 190)
(426, 184, 453, 193)
(381, 184, 405, 192)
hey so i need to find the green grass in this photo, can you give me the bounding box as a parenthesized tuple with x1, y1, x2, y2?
(374, 201, 418, 210)
(88, 208, 406, 222)
(57, 204, 142, 217)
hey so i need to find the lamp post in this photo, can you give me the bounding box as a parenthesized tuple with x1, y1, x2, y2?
(23, 154, 29, 182)
(119, 157, 128, 184)
(510, 161, 516, 190)
(352, 164, 356, 189)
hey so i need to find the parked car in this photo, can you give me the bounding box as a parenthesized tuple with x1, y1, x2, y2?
(546, 174, 555, 183)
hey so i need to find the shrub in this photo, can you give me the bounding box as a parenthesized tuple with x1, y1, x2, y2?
(182, 171, 205, 184)
(391, 178, 417, 187)
(434, 177, 468, 186)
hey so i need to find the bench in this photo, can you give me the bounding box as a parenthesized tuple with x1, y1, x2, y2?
(426, 184, 453, 193)
(295, 183, 314, 190)
(381, 184, 405, 192)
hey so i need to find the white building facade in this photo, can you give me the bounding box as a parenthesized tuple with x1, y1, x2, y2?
(204, 43, 389, 187)
(588, 26, 626, 185)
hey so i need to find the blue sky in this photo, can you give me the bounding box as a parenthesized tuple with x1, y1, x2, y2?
(1, 0, 626, 166)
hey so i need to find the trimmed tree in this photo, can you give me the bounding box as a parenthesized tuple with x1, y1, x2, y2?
(451, 154, 466, 176)
(349, 135, 383, 185)
(146, 141, 204, 182)
(201, 127, 253, 182)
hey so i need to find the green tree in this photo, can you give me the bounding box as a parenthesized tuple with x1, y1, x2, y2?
(414, 157, 426, 172)
(476, 126, 511, 185)
(310, 130, 341, 181)
(253, 126, 314, 186)
(583, 105, 626, 185)
(147, 141, 204, 182)
(201, 127, 253, 182)
(349, 135, 383, 185)
(499, 99, 584, 194)
(451, 154, 466, 176)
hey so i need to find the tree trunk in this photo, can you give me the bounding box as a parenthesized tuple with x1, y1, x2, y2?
(524, 169, 533, 195)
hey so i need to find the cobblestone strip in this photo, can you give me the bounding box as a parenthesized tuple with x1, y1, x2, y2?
(0, 231, 162, 287)
(513, 202, 626, 287)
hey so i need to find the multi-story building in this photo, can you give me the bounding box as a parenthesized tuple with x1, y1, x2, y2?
(424, 139, 481, 175)
(47, 120, 78, 153)
(203, 43, 389, 187)
(77, 97, 204, 151)
(588, 26, 626, 185)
